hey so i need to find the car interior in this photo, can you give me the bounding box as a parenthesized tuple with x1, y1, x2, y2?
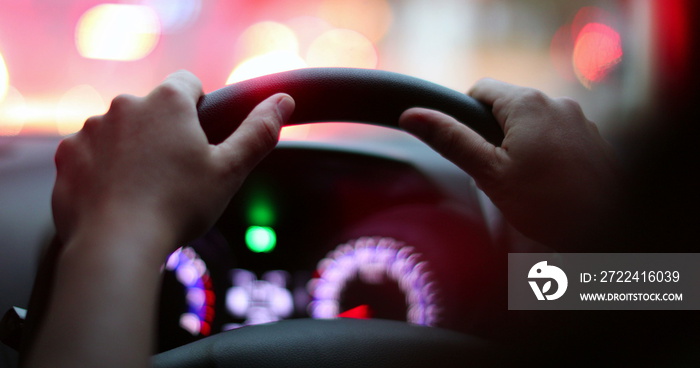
(1, 0, 698, 367)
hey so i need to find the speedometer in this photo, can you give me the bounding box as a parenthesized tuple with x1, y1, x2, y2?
(308, 237, 439, 326)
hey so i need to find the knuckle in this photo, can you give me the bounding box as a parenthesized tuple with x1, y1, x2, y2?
(151, 80, 193, 107)
(554, 96, 584, 114)
(153, 81, 182, 100)
(585, 119, 601, 133)
(108, 94, 140, 116)
(517, 87, 550, 106)
(553, 97, 592, 128)
(80, 115, 102, 133)
(497, 88, 551, 118)
(54, 136, 78, 169)
(468, 77, 495, 94)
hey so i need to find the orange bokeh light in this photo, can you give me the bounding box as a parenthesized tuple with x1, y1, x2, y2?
(235, 21, 299, 60)
(319, 0, 393, 42)
(227, 21, 308, 84)
(55, 85, 107, 135)
(286, 16, 333, 54)
(76, 4, 161, 61)
(306, 29, 378, 69)
(226, 51, 307, 84)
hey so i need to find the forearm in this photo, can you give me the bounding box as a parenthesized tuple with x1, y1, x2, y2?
(25, 220, 174, 368)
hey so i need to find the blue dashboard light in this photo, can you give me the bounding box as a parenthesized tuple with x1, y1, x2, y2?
(164, 246, 214, 336)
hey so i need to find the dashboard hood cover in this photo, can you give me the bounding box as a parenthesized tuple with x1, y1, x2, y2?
(152, 318, 506, 368)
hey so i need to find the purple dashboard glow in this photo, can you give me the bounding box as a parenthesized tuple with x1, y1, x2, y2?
(224, 269, 295, 330)
(308, 237, 439, 326)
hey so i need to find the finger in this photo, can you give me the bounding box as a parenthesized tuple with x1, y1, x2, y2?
(158, 70, 204, 103)
(399, 107, 499, 182)
(215, 93, 295, 173)
(466, 78, 521, 106)
(144, 71, 205, 130)
(468, 78, 551, 132)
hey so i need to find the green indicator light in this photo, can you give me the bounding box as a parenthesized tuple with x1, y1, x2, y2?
(247, 192, 276, 226)
(245, 226, 277, 253)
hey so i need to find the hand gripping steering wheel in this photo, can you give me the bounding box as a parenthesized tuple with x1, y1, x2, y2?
(153, 68, 506, 367)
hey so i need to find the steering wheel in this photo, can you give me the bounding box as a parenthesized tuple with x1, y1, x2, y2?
(152, 68, 506, 367)
(197, 67, 503, 146)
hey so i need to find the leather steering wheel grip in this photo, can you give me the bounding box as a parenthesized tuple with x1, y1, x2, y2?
(197, 68, 503, 146)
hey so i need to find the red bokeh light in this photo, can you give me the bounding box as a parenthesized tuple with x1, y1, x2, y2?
(573, 22, 622, 87)
(550, 7, 623, 89)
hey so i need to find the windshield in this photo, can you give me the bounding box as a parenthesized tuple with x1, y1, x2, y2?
(1, 0, 653, 147)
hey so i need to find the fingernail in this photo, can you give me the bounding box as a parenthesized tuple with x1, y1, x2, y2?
(276, 94, 295, 122)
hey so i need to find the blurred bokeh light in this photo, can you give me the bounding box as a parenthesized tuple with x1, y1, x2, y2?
(573, 22, 622, 88)
(76, 4, 161, 61)
(0, 87, 26, 136)
(318, 0, 393, 42)
(143, 0, 202, 34)
(0, 0, 655, 141)
(55, 84, 107, 135)
(0, 52, 8, 103)
(306, 29, 378, 68)
(227, 21, 307, 83)
(236, 21, 300, 59)
(227, 51, 308, 84)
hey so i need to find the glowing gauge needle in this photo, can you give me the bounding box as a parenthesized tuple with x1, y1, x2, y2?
(338, 304, 373, 319)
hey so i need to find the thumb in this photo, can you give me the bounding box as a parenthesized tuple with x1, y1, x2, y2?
(399, 107, 500, 183)
(215, 93, 295, 174)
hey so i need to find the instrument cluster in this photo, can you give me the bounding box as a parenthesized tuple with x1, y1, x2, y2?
(156, 144, 496, 352)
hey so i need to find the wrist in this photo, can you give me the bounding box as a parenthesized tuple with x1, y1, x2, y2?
(35, 208, 173, 368)
(59, 205, 180, 268)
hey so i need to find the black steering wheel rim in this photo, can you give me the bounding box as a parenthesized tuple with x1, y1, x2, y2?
(198, 67, 502, 146)
(153, 68, 505, 367)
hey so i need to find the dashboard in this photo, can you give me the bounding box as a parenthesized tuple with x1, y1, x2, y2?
(153, 131, 500, 352)
(2, 115, 698, 367)
(0, 125, 506, 360)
